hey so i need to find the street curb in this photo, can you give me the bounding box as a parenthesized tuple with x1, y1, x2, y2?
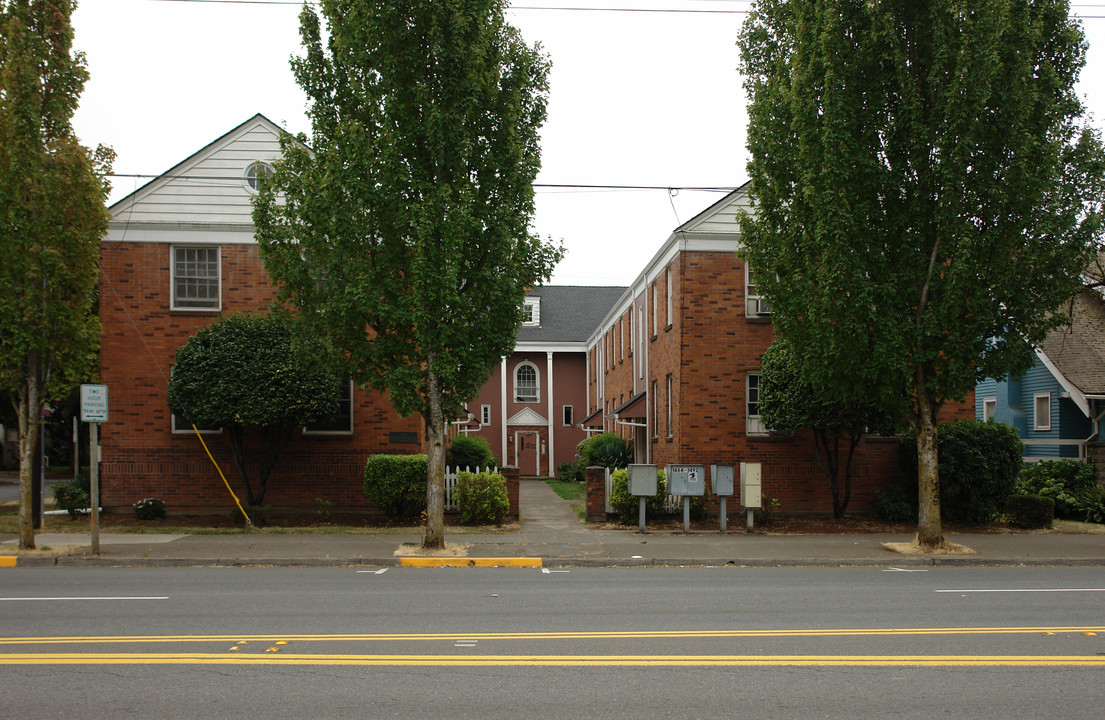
(399, 557, 543, 568)
(5, 555, 1105, 568)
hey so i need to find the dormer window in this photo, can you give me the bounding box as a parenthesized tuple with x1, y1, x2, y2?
(522, 297, 540, 327)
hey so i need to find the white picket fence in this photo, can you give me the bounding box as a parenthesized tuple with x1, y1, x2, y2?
(444, 465, 500, 511)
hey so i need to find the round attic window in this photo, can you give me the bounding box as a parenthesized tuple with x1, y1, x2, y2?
(244, 161, 274, 192)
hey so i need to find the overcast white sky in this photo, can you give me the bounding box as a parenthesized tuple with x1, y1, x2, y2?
(71, 0, 1105, 287)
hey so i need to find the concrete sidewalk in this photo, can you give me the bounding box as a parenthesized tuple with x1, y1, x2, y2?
(5, 479, 1105, 568)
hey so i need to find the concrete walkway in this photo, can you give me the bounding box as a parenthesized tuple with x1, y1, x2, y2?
(4, 478, 1105, 567)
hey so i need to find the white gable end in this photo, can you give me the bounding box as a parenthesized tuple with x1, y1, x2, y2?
(507, 407, 548, 427)
(678, 185, 751, 236)
(107, 115, 285, 233)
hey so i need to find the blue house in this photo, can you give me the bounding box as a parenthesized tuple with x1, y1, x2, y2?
(976, 290, 1105, 467)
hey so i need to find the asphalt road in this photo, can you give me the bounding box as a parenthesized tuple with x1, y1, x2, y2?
(2, 565, 1103, 719)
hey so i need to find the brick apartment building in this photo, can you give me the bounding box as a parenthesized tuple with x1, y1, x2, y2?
(96, 115, 969, 518)
(97, 115, 421, 514)
(583, 187, 973, 514)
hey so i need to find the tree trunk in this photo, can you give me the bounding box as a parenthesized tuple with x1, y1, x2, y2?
(915, 394, 944, 550)
(16, 357, 41, 550)
(423, 363, 447, 550)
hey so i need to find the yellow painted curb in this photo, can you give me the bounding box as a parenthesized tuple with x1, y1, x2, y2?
(399, 557, 542, 568)
(0, 556, 17, 567)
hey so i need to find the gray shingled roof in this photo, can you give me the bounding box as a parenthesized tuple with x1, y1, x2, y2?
(1038, 290, 1105, 396)
(517, 286, 627, 344)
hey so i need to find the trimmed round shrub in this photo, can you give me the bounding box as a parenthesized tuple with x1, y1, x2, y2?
(1003, 494, 1054, 529)
(454, 471, 509, 525)
(1016, 459, 1097, 519)
(447, 435, 497, 470)
(364, 454, 427, 521)
(608, 468, 667, 524)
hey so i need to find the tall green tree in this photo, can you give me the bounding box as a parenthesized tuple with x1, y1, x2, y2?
(0, 0, 112, 549)
(738, 0, 1105, 549)
(168, 312, 341, 509)
(758, 337, 893, 519)
(253, 0, 561, 548)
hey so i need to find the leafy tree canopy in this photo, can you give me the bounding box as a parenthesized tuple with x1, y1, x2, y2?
(253, 0, 562, 547)
(759, 337, 893, 517)
(738, 0, 1105, 546)
(0, 0, 112, 548)
(168, 312, 340, 508)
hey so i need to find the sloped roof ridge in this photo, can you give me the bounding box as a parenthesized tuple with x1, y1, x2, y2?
(109, 113, 285, 213)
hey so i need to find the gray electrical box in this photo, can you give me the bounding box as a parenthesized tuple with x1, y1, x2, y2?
(710, 464, 735, 496)
(666, 464, 705, 496)
(740, 462, 762, 509)
(628, 464, 658, 496)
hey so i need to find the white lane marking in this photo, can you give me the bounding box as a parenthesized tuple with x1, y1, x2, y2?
(541, 568, 570, 574)
(0, 596, 169, 602)
(883, 568, 929, 573)
(936, 588, 1105, 594)
(356, 569, 389, 574)
(455, 639, 478, 648)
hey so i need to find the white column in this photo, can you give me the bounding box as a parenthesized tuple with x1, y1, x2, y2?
(500, 357, 508, 466)
(546, 351, 554, 477)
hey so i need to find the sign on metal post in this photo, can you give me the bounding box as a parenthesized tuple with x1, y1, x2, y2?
(80, 384, 108, 423)
(80, 384, 106, 555)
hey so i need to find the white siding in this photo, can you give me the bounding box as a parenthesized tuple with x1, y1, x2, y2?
(109, 118, 283, 229)
(682, 190, 751, 235)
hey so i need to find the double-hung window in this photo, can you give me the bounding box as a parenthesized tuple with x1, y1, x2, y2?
(305, 379, 354, 434)
(172, 246, 220, 310)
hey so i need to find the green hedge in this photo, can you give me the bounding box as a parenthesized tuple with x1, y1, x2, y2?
(1003, 494, 1054, 529)
(364, 454, 427, 521)
(1017, 459, 1101, 521)
(900, 420, 1023, 523)
(454, 471, 509, 525)
(447, 435, 497, 470)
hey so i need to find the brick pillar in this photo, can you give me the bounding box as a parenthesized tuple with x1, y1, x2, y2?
(585, 465, 607, 523)
(501, 465, 520, 521)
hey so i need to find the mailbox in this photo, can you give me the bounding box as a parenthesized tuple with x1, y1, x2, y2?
(666, 465, 705, 496)
(710, 464, 735, 496)
(628, 464, 658, 496)
(740, 462, 762, 509)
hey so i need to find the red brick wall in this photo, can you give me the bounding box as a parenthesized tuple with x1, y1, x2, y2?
(98, 240, 422, 514)
(634, 249, 974, 516)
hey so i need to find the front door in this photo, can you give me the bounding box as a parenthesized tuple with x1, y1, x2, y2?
(514, 430, 541, 477)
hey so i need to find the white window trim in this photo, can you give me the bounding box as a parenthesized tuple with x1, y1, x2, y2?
(562, 405, 573, 427)
(522, 298, 540, 327)
(1034, 393, 1052, 431)
(481, 404, 491, 426)
(747, 371, 767, 435)
(983, 397, 997, 423)
(171, 245, 221, 312)
(745, 264, 771, 317)
(514, 361, 540, 403)
(171, 413, 221, 435)
(304, 379, 354, 435)
(665, 373, 673, 440)
(651, 283, 658, 337)
(665, 268, 673, 327)
(243, 161, 274, 194)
